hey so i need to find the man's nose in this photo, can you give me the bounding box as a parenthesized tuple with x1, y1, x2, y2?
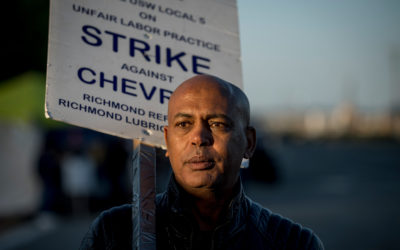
(191, 122, 213, 147)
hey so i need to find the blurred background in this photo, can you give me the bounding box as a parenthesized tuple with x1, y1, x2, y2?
(0, 1, 399, 249)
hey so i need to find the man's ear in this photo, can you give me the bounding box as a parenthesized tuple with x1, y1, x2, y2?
(244, 126, 257, 159)
(164, 126, 169, 157)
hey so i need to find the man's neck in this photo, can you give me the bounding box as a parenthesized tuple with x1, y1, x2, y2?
(184, 185, 236, 231)
(191, 195, 228, 230)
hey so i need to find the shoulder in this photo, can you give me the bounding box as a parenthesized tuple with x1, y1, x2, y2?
(247, 198, 324, 250)
(93, 204, 132, 232)
(79, 204, 132, 250)
(98, 203, 132, 219)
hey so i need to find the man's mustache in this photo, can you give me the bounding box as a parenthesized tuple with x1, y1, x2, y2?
(183, 150, 217, 164)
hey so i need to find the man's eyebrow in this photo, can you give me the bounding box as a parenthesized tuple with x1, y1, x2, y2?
(173, 113, 193, 120)
(206, 114, 230, 120)
(206, 114, 234, 125)
(173, 113, 233, 123)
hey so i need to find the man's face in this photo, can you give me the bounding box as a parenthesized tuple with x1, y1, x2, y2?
(164, 82, 249, 192)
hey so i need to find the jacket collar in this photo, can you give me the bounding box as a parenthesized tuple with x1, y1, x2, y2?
(165, 175, 249, 234)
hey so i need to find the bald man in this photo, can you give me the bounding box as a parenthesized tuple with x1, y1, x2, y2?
(80, 75, 324, 250)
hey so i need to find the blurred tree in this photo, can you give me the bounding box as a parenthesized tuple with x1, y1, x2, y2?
(0, 71, 64, 127)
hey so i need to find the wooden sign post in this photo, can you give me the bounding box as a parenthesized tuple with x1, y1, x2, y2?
(132, 140, 156, 250)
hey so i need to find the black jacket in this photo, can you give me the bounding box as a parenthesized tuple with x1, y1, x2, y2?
(80, 177, 324, 250)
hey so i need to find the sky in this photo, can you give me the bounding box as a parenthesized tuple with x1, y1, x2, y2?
(237, 0, 400, 114)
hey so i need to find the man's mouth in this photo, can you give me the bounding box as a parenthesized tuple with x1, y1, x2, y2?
(185, 156, 215, 170)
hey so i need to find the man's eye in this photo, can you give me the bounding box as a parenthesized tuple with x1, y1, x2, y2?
(210, 122, 229, 130)
(176, 121, 191, 128)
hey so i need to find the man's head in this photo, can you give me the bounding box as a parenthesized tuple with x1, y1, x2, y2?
(164, 75, 256, 196)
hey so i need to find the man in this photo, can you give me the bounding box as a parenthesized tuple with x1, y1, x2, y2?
(80, 75, 324, 249)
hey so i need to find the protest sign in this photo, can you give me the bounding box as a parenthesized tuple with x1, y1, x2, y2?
(46, 0, 241, 147)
